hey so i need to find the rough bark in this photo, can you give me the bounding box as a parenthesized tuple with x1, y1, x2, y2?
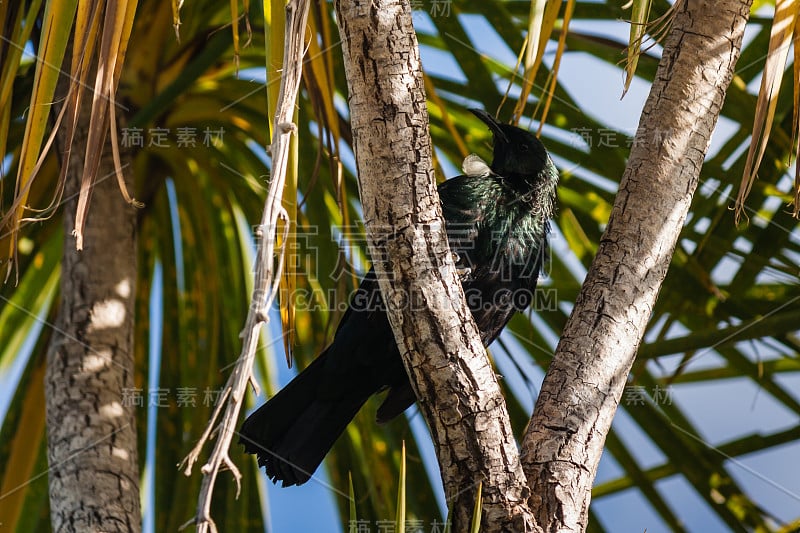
(333, 0, 538, 530)
(521, 1, 752, 530)
(45, 81, 141, 529)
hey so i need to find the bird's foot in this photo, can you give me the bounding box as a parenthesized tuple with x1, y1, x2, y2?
(456, 267, 472, 280)
(451, 252, 472, 280)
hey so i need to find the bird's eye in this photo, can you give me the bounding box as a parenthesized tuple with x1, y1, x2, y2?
(520, 144, 530, 152)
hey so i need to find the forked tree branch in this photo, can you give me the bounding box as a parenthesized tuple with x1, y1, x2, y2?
(179, 1, 310, 531)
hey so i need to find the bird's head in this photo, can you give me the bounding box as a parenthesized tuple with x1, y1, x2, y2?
(470, 109, 552, 182)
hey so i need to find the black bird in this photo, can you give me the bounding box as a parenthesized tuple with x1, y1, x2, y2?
(240, 109, 559, 486)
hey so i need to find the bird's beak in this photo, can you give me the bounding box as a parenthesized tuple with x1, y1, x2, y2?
(470, 109, 509, 144)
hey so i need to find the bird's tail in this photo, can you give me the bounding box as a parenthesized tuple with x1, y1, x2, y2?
(239, 352, 368, 486)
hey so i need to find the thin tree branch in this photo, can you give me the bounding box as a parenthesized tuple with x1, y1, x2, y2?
(178, 1, 310, 531)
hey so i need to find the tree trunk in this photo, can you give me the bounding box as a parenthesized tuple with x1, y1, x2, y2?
(45, 81, 141, 530)
(521, 1, 752, 530)
(332, 0, 538, 530)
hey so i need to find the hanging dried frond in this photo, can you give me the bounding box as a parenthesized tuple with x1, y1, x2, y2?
(0, 0, 77, 277)
(622, 0, 652, 97)
(1, 0, 142, 273)
(508, 0, 562, 125)
(735, 0, 799, 224)
(74, 0, 142, 250)
(533, 0, 574, 136)
(621, 0, 685, 97)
